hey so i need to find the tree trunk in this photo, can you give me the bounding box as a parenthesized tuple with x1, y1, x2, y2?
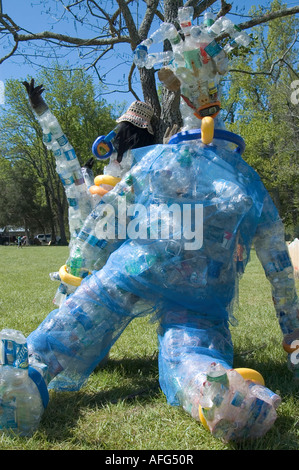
(137, 0, 184, 142)
(56, 192, 68, 245)
(160, 0, 184, 138)
(139, 67, 161, 141)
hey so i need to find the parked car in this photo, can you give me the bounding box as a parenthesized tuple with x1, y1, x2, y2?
(0, 236, 10, 245)
(34, 234, 52, 245)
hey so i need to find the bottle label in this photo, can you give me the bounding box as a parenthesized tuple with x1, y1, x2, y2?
(67, 197, 78, 208)
(231, 390, 245, 407)
(204, 40, 222, 58)
(206, 373, 228, 386)
(181, 21, 192, 28)
(77, 230, 103, 248)
(205, 225, 233, 249)
(59, 174, 75, 186)
(183, 49, 202, 70)
(136, 44, 148, 52)
(0, 400, 18, 429)
(171, 34, 181, 45)
(64, 149, 77, 161)
(57, 134, 68, 147)
(0, 339, 29, 369)
(53, 147, 62, 158)
(204, 19, 214, 27)
(265, 250, 292, 274)
(43, 133, 52, 143)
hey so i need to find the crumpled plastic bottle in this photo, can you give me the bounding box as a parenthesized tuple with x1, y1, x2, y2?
(0, 329, 46, 436)
(198, 363, 280, 441)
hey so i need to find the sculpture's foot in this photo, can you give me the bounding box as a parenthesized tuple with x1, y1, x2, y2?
(198, 364, 281, 441)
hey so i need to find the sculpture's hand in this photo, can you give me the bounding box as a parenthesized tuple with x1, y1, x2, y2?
(22, 78, 49, 115)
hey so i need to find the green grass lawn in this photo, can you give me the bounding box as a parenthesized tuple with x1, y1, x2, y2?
(0, 245, 299, 450)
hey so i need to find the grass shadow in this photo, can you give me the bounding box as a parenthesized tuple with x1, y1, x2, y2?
(39, 355, 161, 442)
(231, 347, 299, 450)
(38, 348, 299, 449)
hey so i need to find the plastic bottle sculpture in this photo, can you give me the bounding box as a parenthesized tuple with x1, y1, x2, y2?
(133, 8, 251, 144)
(1, 10, 299, 442)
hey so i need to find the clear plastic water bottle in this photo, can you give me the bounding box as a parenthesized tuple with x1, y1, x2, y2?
(67, 245, 87, 278)
(224, 41, 238, 54)
(81, 166, 95, 189)
(0, 329, 46, 436)
(248, 382, 281, 408)
(178, 6, 194, 37)
(208, 16, 226, 36)
(221, 17, 236, 34)
(145, 51, 174, 69)
(133, 44, 149, 67)
(37, 109, 67, 147)
(224, 31, 251, 53)
(208, 16, 251, 48)
(161, 23, 185, 67)
(199, 364, 280, 440)
(148, 24, 169, 45)
(177, 369, 207, 420)
(221, 18, 251, 46)
(190, 25, 208, 41)
(199, 363, 230, 423)
(164, 23, 183, 49)
(234, 31, 251, 47)
(134, 20, 186, 67)
(203, 12, 215, 28)
(175, 66, 198, 87)
(204, 40, 228, 75)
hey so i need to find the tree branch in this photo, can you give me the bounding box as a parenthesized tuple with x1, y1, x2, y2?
(86, 0, 118, 37)
(185, 0, 218, 18)
(216, 0, 232, 19)
(1, 4, 298, 54)
(16, 30, 130, 46)
(128, 63, 140, 100)
(229, 31, 298, 77)
(138, 0, 160, 41)
(116, 0, 139, 48)
(0, 38, 18, 64)
(239, 5, 299, 31)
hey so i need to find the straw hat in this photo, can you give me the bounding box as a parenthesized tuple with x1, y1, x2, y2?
(117, 101, 154, 135)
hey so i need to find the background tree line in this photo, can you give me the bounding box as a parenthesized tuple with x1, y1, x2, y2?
(223, 0, 298, 237)
(0, 69, 119, 244)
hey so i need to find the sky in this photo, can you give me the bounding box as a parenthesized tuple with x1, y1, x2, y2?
(0, 0, 298, 106)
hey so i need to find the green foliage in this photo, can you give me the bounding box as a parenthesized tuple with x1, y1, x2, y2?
(0, 66, 117, 238)
(35, 67, 117, 165)
(0, 157, 49, 232)
(222, 0, 299, 233)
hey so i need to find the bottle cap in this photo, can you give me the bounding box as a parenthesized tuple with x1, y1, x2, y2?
(136, 44, 148, 52)
(206, 371, 228, 385)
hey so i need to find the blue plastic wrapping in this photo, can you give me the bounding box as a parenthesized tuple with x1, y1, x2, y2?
(27, 135, 299, 402)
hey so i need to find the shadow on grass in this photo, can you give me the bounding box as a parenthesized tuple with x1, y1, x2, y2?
(39, 352, 299, 449)
(231, 349, 299, 450)
(39, 355, 161, 443)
